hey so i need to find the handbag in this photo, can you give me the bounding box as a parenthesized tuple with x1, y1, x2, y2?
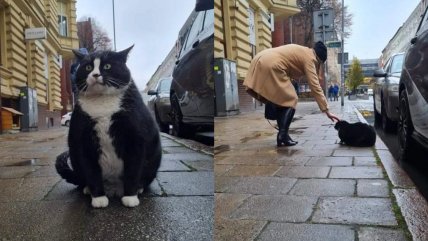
(264, 101, 278, 120)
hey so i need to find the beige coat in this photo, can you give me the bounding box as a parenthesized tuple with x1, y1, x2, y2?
(243, 44, 329, 112)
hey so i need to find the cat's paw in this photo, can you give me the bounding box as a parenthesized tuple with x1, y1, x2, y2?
(91, 196, 109, 208)
(121, 195, 140, 207)
(83, 186, 91, 195)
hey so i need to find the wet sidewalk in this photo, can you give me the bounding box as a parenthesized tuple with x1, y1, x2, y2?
(214, 100, 428, 241)
(0, 128, 213, 240)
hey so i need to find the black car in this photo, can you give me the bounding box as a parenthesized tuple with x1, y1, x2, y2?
(147, 77, 173, 133)
(398, 4, 428, 162)
(170, 4, 214, 137)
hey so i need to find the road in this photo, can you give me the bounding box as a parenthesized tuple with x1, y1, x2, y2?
(350, 96, 428, 201)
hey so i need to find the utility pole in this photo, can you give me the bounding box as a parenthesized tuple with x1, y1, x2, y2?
(112, 0, 117, 51)
(341, 0, 345, 106)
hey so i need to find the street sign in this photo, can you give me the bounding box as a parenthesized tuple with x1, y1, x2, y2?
(327, 41, 342, 48)
(313, 8, 335, 43)
(338, 52, 349, 64)
(25, 27, 47, 40)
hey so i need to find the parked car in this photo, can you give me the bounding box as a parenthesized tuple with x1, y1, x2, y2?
(398, 4, 428, 162)
(170, 4, 214, 137)
(61, 112, 72, 126)
(147, 77, 173, 133)
(373, 52, 404, 132)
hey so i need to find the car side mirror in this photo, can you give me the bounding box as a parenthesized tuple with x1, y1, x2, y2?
(147, 90, 157, 95)
(373, 69, 387, 77)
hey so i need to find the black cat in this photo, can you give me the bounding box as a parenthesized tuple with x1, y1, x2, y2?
(55, 46, 162, 208)
(334, 120, 376, 147)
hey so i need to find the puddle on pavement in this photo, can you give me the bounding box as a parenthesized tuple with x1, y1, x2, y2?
(7, 158, 40, 167)
(214, 145, 230, 155)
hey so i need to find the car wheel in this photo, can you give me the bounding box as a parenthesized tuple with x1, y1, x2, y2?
(398, 90, 415, 162)
(381, 99, 396, 133)
(170, 94, 191, 138)
(155, 108, 169, 133)
(373, 94, 381, 126)
(65, 120, 70, 127)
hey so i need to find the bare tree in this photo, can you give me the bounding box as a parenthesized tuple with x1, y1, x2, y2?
(77, 17, 112, 52)
(294, 0, 353, 46)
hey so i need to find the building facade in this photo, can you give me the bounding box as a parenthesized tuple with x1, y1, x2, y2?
(215, 0, 300, 112)
(0, 0, 78, 132)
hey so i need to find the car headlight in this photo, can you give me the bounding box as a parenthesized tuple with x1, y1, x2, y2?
(388, 84, 399, 92)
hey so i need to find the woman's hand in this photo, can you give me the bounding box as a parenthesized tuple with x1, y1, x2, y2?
(326, 111, 340, 122)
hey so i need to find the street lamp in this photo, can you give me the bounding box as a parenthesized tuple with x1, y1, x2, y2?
(112, 0, 117, 51)
(340, 0, 345, 106)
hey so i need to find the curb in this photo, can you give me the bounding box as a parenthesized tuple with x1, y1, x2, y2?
(160, 133, 213, 156)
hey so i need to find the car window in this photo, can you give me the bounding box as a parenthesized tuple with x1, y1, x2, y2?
(383, 57, 392, 73)
(159, 78, 172, 93)
(390, 54, 404, 74)
(181, 11, 205, 56)
(200, 9, 214, 38)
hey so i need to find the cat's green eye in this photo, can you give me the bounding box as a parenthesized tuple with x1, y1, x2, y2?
(104, 64, 112, 70)
(85, 65, 93, 71)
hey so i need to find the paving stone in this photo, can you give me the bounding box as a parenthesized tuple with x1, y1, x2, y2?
(162, 146, 195, 153)
(329, 166, 383, 179)
(333, 149, 375, 157)
(157, 171, 213, 196)
(0, 166, 40, 179)
(358, 227, 407, 241)
(215, 193, 251, 218)
(158, 159, 190, 172)
(289, 179, 355, 197)
(306, 156, 352, 166)
(301, 139, 338, 146)
(276, 156, 311, 166)
(276, 166, 330, 178)
(220, 176, 297, 195)
(26, 165, 62, 178)
(230, 195, 317, 222)
(258, 222, 354, 241)
(182, 160, 213, 171)
(215, 218, 266, 241)
(215, 176, 240, 193)
(224, 165, 280, 177)
(357, 179, 389, 197)
(354, 156, 378, 166)
(162, 153, 212, 162)
(215, 154, 282, 166)
(0, 177, 60, 202)
(312, 197, 397, 225)
(214, 164, 234, 176)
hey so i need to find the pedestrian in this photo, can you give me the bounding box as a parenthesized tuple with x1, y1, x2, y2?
(328, 85, 334, 101)
(333, 83, 339, 101)
(243, 41, 340, 147)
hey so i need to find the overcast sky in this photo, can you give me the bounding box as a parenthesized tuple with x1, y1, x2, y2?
(76, 0, 195, 90)
(345, 0, 421, 60)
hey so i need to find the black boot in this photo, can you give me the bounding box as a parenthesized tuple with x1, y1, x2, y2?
(276, 107, 298, 147)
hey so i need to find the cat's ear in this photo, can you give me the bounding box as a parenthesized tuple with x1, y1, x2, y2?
(116, 45, 134, 62)
(72, 49, 87, 61)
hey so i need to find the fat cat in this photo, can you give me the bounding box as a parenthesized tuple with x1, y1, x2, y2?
(55, 46, 162, 208)
(334, 120, 376, 147)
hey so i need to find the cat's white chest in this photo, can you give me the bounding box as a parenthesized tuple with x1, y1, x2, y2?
(79, 94, 124, 195)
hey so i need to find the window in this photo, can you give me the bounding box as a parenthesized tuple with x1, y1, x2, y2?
(390, 54, 404, 74)
(181, 11, 204, 56)
(58, 2, 68, 36)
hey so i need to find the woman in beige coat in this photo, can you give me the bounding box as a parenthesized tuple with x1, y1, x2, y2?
(244, 41, 340, 146)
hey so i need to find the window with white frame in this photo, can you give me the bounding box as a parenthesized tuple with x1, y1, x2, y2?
(58, 1, 68, 36)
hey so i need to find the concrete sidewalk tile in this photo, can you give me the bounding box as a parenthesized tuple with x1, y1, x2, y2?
(214, 218, 266, 241)
(306, 156, 352, 166)
(276, 166, 330, 178)
(182, 159, 213, 171)
(157, 172, 213, 196)
(26, 165, 59, 177)
(333, 149, 375, 157)
(393, 188, 428, 241)
(312, 197, 397, 225)
(220, 176, 297, 195)
(257, 223, 354, 241)
(214, 164, 234, 176)
(162, 146, 195, 153)
(158, 159, 191, 172)
(215, 193, 251, 218)
(376, 150, 415, 188)
(230, 195, 317, 222)
(0, 166, 41, 179)
(329, 166, 383, 179)
(215, 154, 282, 166)
(354, 156, 378, 166)
(224, 165, 281, 177)
(276, 156, 311, 166)
(161, 153, 212, 162)
(215, 176, 240, 193)
(301, 139, 338, 146)
(357, 179, 389, 197)
(358, 227, 407, 241)
(289, 179, 355, 197)
(0, 176, 59, 202)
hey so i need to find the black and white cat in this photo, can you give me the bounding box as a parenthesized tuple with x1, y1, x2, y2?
(55, 46, 162, 208)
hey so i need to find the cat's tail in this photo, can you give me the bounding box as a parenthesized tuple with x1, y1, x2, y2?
(55, 151, 84, 186)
